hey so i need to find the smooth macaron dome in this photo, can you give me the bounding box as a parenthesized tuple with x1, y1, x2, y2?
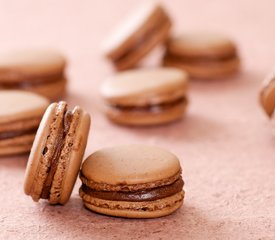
(0, 49, 67, 100)
(0, 90, 49, 156)
(260, 70, 275, 117)
(24, 101, 91, 204)
(163, 32, 240, 79)
(101, 67, 189, 126)
(103, 1, 172, 70)
(79, 144, 185, 218)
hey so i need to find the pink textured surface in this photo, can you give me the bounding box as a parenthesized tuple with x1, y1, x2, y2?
(0, 0, 275, 239)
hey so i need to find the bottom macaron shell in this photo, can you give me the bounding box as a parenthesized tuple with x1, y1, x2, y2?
(163, 57, 240, 79)
(0, 134, 35, 156)
(82, 191, 184, 219)
(105, 100, 187, 126)
(30, 78, 67, 101)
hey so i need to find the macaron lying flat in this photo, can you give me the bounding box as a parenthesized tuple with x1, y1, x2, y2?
(0, 49, 67, 100)
(103, 1, 172, 70)
(0, 90, 49, 156)
(163, 32, 240, 79)
(260, 70, 275, 117)
(24, 101, 90, 204)
(79, 144, 185, 218)
(101, 68, 189, 126)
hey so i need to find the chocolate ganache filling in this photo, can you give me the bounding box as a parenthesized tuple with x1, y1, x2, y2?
(111, 96, 187, 113)
(0, 128, 37, 140)
(164, 52, 237, 64)
(0, 72, 64, 89)
(81, 178, 184, 202)
(40, 110, 73, 199)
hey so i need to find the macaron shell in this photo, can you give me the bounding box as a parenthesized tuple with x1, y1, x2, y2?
(166, 32, 237, 58)
(0, 90, 49, 123)
(103, 1, 167, 59)
(114, 19, 171, 70)
(23, 103, 63, 200)
(105, 99, 187, 126)
(81, 144, 181, 186)
(163, 57, 240, 79)
(0, 134, 34, 156)
(101, 68, 188, 106)
(50, 108, 90, 204)
(260, 76, 275, 117)
(0, 49, 66, 77)
(29, 77, 67, 101)
(81, 191, 184, 218)
(0, 144, 32, 156)
(0, 133, 35, 147)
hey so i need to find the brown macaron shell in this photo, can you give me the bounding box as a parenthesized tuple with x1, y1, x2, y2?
(163, 32, 240, 79)
(24, 102, 90, 204)
(101, 68, 189, 126)
(79, 145, 184, 218)
(103, 2, 171, 70)
(260, 72, 275, 117)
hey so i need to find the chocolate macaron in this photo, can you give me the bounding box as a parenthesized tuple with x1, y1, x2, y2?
(163, 32, 240, 79)
(260, 70, 275, 117)
(103, 1, 172, 70)
(0, 90, 49, 156)
(100, 68, 189, 126)
(79, 144, 185, 218)
(24, 101, 90, 204)
(0, 49, 67, 100)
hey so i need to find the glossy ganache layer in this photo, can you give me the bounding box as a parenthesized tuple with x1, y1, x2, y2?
(110, 96, 187, 113)
(80, 177, 184, 202)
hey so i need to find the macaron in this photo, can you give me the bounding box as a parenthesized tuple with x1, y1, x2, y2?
(163, 32, 240, 79)
(24, 101, 91, 204)
(100, 68, 189, 126)
(103, 1, 172, 71)
(260, 70, 275, 117)
(0, 49, 67, 100)
(0, 90, 49, 156)
(79, 144, 184, 218)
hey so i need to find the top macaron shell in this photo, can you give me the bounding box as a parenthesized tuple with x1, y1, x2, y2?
(166, 32, 238, 58)
(0, 90, 49, 123)
(81, 144, 181, 185)
(0, 49, 66, 78)
(101, 68, 188, 106)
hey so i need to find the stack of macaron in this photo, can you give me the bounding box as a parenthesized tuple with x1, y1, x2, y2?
(0, 49, 67, 101)
(101, 1, 241, 126)
(260, 70, 275, 136)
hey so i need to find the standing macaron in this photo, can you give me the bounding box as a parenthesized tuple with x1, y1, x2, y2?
(0, 49, 67, 100)
(79, 144, 185, 218)
(100, 68, 189, 126)
(163, 32, 240, 79)
(24, 101, 90, 204)
(0, 90, 49, 156)
(103, 1, 172, 70)
(260, 70, 275, 117)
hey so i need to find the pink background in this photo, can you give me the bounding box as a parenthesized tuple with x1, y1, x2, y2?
(1, 0, 275, 239)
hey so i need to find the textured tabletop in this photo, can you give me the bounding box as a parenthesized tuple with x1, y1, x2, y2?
(0, 0, 275, 239)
